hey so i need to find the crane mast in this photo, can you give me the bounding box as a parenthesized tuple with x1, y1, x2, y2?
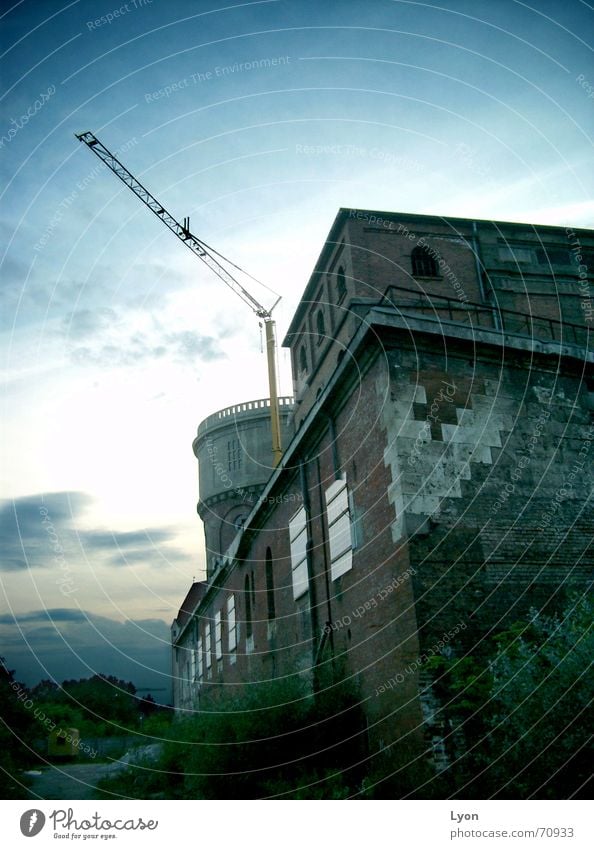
(75, 131, 283, 466)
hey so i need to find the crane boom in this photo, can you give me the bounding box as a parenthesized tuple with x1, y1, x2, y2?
(76, 131, 272, 317)
(75, 130, 283, 465)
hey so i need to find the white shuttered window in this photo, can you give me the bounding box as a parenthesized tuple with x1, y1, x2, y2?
(325, 476, 354, 580)
(197, 636, 203, 681)
(215, 610, 223, 660)
(205, 623, 212, 672)
(227, 594, 237, 652)
(289, 506, 309, 599)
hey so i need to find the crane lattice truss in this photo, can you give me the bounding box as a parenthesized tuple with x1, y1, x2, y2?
(75, 131, 272, 319)
(76, 130, 284, 466)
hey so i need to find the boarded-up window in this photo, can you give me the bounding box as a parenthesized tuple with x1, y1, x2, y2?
(197, 636, 203, 681)
(325, 476, 353, 580)
(227, 594, 237, 652)
(215, 610, 223, 660)
(498, 246, 533, 264)
(205, 623, 212, 671)
(289, 506, 308, 599)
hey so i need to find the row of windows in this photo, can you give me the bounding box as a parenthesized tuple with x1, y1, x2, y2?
(186, 478, 356, 686)
(498, 245, 594, 269)
(190, 550, 277, 683)
(297, 238, 591, 379)
(296, 247, 443, 378)
(296, 262, 347, 378)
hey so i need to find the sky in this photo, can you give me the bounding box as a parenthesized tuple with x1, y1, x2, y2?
(1, 0, 593, 696)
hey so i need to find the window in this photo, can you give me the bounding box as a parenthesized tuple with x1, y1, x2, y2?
(336, 265, 347, 301)
(244, 574, 253, 639)
(227, 594, 237, 653)
(205, 622, 212, 675)
(289, 506, 308, 599)
(197, 635, 203, 682)
(244, 574, 255, 652)
(498, 246, 532, 264)
(190, 647, 196, 682)
(215, 610, 223, 661)
(411, 245, 439, 277)
(316, 309, 326, 341)
(325, 476, 354, 580)
(298, 345, 307, 375)
(535, 247, 571, 266)
(227, 438, 241, 472)
(265, 547, 276, 620)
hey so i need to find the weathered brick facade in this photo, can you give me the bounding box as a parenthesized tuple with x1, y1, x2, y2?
(172, 209, 593, 777)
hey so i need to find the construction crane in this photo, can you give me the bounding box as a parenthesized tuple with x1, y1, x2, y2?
(75, 131, 283, 466)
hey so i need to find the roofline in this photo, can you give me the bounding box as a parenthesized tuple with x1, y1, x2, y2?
(283, 206, 594, 343)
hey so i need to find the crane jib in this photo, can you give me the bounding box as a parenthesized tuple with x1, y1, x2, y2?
(75, 131, 271, 318)
(75, 130, 283, 465)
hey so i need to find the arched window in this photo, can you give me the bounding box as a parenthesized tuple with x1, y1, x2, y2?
(336, 266, 347, 301)
(411, 245, 439, 278)
(265, 547, 275, 620)
(298, 345, 307, 374)
(316, 309, 325, 341)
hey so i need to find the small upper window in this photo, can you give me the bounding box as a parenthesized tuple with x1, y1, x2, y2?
(535, 247, 571, 266)
(336, 266, 347, 301)
(298, 345, 307, 375)
(316, 309, 326, 341)
(498, 246, 532, 264)
(227, 438, 241, 472)
(411, 245, 439, 278)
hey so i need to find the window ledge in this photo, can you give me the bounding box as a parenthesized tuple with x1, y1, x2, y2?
(412, 275, 444, 281)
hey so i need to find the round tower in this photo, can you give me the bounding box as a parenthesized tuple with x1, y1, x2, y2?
(193, 397, 294, 578)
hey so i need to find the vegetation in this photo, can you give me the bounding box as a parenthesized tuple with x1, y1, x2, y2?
(0, 660, 41, 798)
(0, 663, 170, 797)
(98, 673, 366, 799)
(425, 592, 593, 798)
(3, 594, 590, 799)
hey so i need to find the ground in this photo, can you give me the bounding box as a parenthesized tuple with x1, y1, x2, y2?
(24, 762, 122, 800)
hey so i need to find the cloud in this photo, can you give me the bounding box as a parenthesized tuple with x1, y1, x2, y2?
(1, 608, 172, 700)
(0, 608, 87, 625)
(165, 330, 227, 363)
(0, 492, 187, 572)
(79, 527, 186, 568)
(0, 492, 91, 571)
(63, 307, 119, 340)
(67, 327, 225, 368)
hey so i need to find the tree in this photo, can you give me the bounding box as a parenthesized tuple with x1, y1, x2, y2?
(484, 593, 593, 798)
(427, 593, 593, 798)
(0, 659, 42, 798)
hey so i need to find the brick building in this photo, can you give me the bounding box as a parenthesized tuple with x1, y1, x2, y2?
(172, 209, 593, 776)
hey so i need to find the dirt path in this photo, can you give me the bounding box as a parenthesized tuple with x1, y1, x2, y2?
(25, 762, 121, 800)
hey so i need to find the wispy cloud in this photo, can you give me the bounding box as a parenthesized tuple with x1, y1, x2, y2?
(1, 608, 172, 698)
(0, 492, 188, 572)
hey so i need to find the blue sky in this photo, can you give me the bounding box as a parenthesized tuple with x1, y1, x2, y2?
(1, 0, 593, 692)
